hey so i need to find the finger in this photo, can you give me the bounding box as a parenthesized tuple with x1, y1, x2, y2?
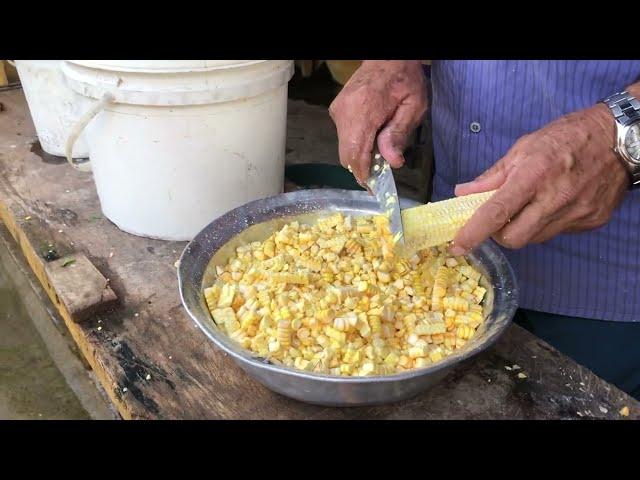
(450, 169, 536, 255)
(377, 102, 425, 168)
(492, 199, 554, 249)
(527, 205, 596, 243)
(528, 218, 573, 244)
(338, 129, 376, 186)
(455, 160, 508, 197)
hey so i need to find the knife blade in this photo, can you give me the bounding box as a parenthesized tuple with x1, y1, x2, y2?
(366, 152, 404, 246)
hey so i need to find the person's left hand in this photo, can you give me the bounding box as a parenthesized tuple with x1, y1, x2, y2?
(450, 103, 630, 256)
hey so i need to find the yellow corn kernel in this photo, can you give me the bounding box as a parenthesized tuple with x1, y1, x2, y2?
(444, 332, 457, 349)
(467, 304, 481, 316)
(356, 224, 374, 234)
(204, 285, 220, 312)
(443, 296, 469, 312)
(217, 283, 236, 309)
(212, 307, 240, 333)
(325, 326, 346, 344)
(333, 317, 347, 332)
(359, 362, 376, 375)
(429, 348, 444, 363)
(383, 352, 400, 367)
(277, 307, 291, 320)
(381, 324, 394, 339)
(458, 265, 482, 282)
(231, 293, 245, 311)
(396, 355, 409, 368)
(288, 347, 302, 358)
(277, 320, 291, 348)
(239, 310, 258, 329)
(468, 311, 484, 327)
(473, 286, 487, 303)
(294, 357, 310, 370)
(340, 363, 353, 375)
(414, 322, 446, 335)
(457, 325, 474, 340)
(414, 357, 431, 368)
(271, 272, 309, 285)
(368, 315, 382, 334)
(376, 271, 391, 283)
(268, 340, 281, 353)
(408, 346, 428, 358)
(262, 240, 275, 258)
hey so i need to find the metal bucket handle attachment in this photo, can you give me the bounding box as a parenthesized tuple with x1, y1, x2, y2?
(65, 92, 114, 172)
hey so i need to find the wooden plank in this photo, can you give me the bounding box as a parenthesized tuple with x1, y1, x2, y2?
(1, 87, 638, 419)
(44, 254, 117, 322)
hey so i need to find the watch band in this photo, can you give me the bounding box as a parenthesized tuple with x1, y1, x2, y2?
(602, 91, 640, 126)
(602, 91, 640, 189)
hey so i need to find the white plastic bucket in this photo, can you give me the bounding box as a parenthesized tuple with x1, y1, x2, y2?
(62, 60, 294, 241)
(14, 60, 90, 158)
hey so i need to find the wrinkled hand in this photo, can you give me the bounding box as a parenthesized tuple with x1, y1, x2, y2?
(329, 60, 428, 185)
(451, 103, 629, 256)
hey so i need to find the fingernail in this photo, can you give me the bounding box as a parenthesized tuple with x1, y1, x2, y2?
(449, 245, 466, 256)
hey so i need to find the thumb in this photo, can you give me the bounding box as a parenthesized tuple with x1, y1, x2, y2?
(377, 103, 421, 168)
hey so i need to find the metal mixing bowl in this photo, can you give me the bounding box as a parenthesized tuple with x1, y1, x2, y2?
(178, 189, 519, 406)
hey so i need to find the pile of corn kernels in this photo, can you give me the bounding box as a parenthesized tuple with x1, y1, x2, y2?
(204, 213, 487, 376)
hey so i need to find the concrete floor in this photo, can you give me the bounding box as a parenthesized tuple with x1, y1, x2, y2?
(0, 226, 117, 420)
(0, 245, 90, 419)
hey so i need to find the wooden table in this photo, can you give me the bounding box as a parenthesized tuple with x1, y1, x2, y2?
(1, 88, 638, 420)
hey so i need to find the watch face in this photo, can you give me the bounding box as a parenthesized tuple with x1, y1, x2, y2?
(625, 123, 640, 161)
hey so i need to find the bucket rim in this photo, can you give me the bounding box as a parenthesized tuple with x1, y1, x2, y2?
(65, 60, 267, 74)
(61, 60, 294, 106)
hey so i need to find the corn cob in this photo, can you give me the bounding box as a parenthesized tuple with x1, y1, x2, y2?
(401, 190, 496, 250)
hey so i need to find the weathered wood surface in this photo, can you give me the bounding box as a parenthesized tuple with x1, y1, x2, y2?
(1, 88, 638, 420)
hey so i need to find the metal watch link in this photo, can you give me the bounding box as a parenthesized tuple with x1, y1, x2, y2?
(601, 91, 640, 189)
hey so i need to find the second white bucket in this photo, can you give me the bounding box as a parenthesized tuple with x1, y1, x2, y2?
(62, 60, 294, 241)
(15, 60, 91, 158)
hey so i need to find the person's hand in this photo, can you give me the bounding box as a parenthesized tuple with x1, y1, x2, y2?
(450, 103, 630, 256)
(329, 60, 428, 185)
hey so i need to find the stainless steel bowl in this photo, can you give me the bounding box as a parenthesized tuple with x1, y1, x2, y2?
(178, 189, 519, 406)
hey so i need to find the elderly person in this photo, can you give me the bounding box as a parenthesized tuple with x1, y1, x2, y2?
(329, 60, 640, 399)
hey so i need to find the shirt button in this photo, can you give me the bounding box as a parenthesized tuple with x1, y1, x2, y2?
(470, 121, 482, 133)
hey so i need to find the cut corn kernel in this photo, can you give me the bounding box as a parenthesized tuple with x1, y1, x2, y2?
(204, 213, 487, 376)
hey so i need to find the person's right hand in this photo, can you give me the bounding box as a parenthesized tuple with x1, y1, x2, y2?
(329, 60, 428, 186)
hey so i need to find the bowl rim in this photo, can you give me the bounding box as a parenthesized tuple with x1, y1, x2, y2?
(178, 189, 519, 384)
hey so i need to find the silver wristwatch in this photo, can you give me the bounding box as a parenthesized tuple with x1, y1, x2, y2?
(601, 91, 640, 189)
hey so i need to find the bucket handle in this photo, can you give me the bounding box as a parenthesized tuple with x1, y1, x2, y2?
(65, 92, 114, 172)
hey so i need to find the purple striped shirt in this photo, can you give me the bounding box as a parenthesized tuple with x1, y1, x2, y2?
(430, 60, 640, 322)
